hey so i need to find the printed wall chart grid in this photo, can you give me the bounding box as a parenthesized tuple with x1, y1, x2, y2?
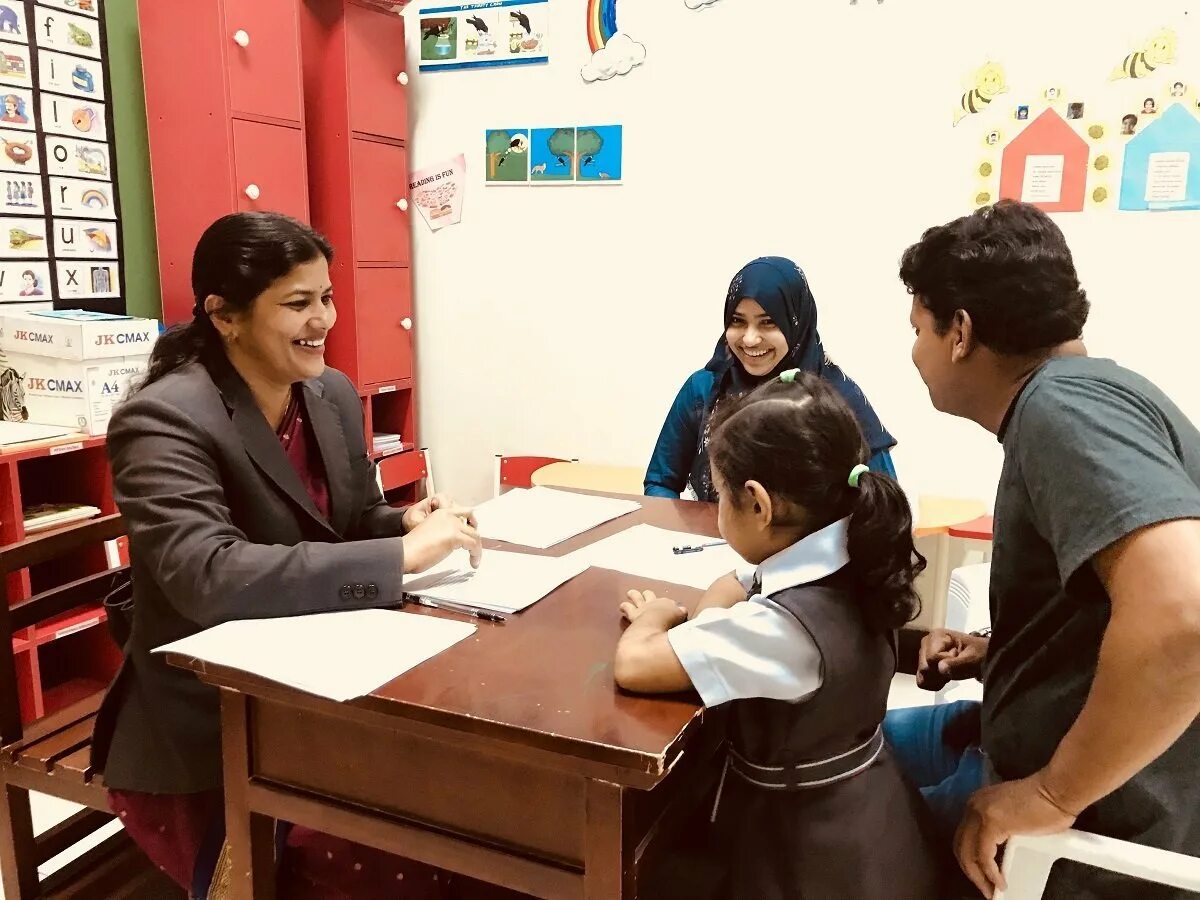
(0, 0, 123, 316)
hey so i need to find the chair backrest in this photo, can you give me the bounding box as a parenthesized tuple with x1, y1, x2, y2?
(995, 830, 1200, 899)
(493, 455, 574, 496)
(0, 514, 127, 746)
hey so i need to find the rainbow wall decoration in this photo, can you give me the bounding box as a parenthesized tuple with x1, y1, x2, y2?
(586, 0, 618, 52)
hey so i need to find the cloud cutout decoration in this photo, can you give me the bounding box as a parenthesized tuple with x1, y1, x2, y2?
(581, 32, 647, 83)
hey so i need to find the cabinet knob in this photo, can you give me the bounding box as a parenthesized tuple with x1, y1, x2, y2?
(400, 317, 413, 331)
(396, 71, 409, 85)
(244, 184, 261, 201)
(395, 199, 409, 212)
(233, 29, 250, 48)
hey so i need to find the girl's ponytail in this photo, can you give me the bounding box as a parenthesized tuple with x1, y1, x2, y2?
(845, 470, 925, 631)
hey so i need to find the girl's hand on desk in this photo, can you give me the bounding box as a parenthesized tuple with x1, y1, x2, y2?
(620, 590, 688, 627)
(402, 508, 483, 573)
(402, 493, 477, 533)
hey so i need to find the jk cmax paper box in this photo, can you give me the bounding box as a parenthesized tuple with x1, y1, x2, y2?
(0, 309, 158, 361)
(0, 350, 149, 434)
(0, 310, 158, 434)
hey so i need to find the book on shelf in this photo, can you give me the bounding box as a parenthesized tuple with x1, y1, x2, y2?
(23, 503, 102, 534)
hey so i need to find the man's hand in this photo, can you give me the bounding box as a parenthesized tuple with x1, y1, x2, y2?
(917, 628, 989, 690)
(955, 775, 1078, 898)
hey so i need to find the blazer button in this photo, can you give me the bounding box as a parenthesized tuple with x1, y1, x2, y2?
(353, 584, 366, 600)
(366, 584, 379, 599)
(340, 585, 352, 600)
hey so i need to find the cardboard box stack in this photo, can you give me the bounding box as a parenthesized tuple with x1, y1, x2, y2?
(0, 310, 158, 435)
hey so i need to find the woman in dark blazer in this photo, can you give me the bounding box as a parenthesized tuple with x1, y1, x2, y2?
(93, 212, 500, 899)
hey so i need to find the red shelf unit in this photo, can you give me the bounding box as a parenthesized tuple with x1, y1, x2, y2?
(0, 438, 121, 724)
(139, 0, 311, 324)
(141, 0, 425, 500)
(301, 1, 422, 500)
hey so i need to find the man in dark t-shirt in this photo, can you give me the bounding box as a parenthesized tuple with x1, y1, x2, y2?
(888, 200, 1200, 899)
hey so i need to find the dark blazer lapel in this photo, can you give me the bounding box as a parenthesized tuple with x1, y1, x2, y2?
(302, 379, 354, 537)
(206, 354, 339, 539)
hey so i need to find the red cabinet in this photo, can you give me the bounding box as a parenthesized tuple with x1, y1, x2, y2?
(346, 3, 408, 141)
(355, 267, 413, 386)
(350, 139, 411, 264)
(141, 0, 309, 324)
(302, 1, 414, 390)
(223, 0, 304, 123)
(233, 121, 309, 221)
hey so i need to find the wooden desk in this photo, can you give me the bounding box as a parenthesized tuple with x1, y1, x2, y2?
(167, 496, 726, 899)
(531, 462, 644, 496)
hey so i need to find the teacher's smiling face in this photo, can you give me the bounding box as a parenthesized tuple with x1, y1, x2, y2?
(725, 299, 789, 377)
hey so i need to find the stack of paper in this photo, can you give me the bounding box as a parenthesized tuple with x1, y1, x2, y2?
(0, 421, 72, 447)
(403, 548, 588, 613)
(371, 433, 412, 455)
(153, 609, 475, 702)
(568, 523, 747, 591)
(473, 486, 641, 549)
(23, 503, 101, 534)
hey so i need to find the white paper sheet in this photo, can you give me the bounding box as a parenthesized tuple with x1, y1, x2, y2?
(403, 548, 588, 613)
(0, 420, 72, 446)
(152, 609, 475, 702)
(473, 486, 641, 549)
(568, 523, 747, 591)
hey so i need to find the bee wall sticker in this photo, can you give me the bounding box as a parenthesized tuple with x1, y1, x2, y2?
(1110, 28, 1177, 81)
(954, 61, 1008, 127)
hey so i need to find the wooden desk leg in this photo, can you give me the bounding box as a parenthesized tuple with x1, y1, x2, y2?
(220, 690, 277, 900)
(0, 783, 39, 899)
(584, 779, 633, 900)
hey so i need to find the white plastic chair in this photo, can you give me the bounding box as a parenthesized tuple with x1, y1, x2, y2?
(995, 830, 1200, 899)
(935, 562, 991, 705)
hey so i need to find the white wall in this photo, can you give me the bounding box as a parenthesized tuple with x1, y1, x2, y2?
(403, 0, 1200, 506)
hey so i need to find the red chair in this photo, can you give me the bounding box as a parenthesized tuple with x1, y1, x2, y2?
(492, 455, 577, 497)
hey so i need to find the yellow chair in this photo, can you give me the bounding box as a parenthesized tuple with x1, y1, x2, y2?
(530, 461, 644, 496)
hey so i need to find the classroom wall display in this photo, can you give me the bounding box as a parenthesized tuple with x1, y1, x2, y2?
(419, 0, 548, 72)
(408, 153, 465, 231)
(484, 128, 529, 183)
(1119, 103, 1200, 210)
(581, 0, 644, 83)
(0, 0, 122, 314)
(0, 259, 48, 299)
(960, 20, 1200, 215)
(0, 44, 32, 88)
(488, 125, 623, 185)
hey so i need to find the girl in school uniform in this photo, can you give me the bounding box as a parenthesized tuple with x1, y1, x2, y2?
(616, 370, 941, 899)
(643, 256, 896, 501)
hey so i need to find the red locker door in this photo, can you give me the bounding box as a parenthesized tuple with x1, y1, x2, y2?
(345, 3, 408, 141)
(223, 0, 304, 123)
(350, 139, 411, 264)
(232, 120, 309, 221)
(355, 266, 413, 386)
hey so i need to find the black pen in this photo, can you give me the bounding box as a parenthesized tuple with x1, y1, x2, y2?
(672, 540, 728, 555)
(404, 593, 507, 623)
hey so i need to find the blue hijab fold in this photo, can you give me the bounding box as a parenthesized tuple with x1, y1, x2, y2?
(690, 257, 895, 498)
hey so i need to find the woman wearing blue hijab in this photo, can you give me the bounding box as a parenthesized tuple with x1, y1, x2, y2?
(645, 257, 897, 500)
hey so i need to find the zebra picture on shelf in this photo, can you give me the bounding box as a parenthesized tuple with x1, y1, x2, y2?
(0, 363, 27, 421)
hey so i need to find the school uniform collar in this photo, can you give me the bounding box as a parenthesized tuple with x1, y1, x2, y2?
(754, 517, 850, 597)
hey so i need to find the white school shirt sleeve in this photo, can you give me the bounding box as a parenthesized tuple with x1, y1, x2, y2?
(666, 599, 823, 708)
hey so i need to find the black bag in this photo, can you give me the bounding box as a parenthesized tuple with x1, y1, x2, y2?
(103, 571, 134, 651)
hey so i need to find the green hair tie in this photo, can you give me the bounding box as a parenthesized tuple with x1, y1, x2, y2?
(779, 368, 801, 383)
(848, 464, 869, 488)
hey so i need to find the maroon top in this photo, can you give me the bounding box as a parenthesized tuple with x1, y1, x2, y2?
(277, 388, 331, 522)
